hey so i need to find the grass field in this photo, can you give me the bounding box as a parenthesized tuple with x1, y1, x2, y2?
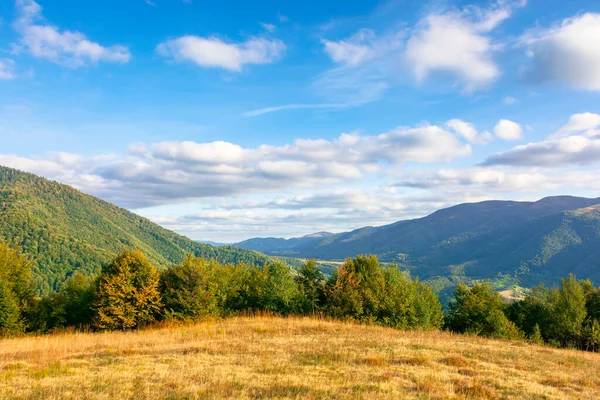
(0, 316, 599, 399)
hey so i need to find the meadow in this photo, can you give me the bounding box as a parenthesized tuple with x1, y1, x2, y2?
(1, 315, 599, 399)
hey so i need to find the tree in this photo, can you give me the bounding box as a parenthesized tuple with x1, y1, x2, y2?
(296, 259, 325, 313)
(238, 262, 302, 314)
(160, 256, 220, 320)
(546, 275, 587, 347)
(0, 243, 34, 332)
(326, 255, 385, 321)
(34, 272, 96, 331)
(326, 255, 444, 329)
(0, 279, 21, 336)
(94, 249, 162, 330)
(446, 282, 522, 339)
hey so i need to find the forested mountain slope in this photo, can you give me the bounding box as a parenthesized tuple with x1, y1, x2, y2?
(0, 166, 269, 293)
(237, 196, 600, 286)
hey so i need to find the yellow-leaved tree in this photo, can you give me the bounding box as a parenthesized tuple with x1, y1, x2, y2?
(94, 249, 162, 330)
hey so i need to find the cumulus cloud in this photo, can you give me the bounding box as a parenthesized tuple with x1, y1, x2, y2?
(494, 119, 523, 140)
(445, 119, 493, 144)
(322, 29, 384, 66)
(551, 112, 600, 138)
(13, 0, 131, 67)
(481, 113, 600, 167)
(0, 59, 16, 79)
(482, 135, 600, 167)
(0, 123, 471, 208)
(520, 13, 600, 91)
(405, 1, 524, 91)
(394, 167, 600, 198)
(156, 35, 285, 71)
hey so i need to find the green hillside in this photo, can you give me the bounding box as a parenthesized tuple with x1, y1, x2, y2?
(0, 166, 269, 294)
(237, 196, 600, 288)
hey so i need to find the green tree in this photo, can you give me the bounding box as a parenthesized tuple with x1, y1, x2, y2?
(160, 256, 220, 320)
(546, 275, 587, 347)
(94, 249, 162, 330)
(326, 255, 385, 322)
(296, 259, 325, 313)
(529, 324, 544, 345)
(238, 262, 302, 314)
(326, 255, 443, 329)
(582, 319, 600, 352)
(446, 282, 522, 339)
(0, 243, 34, 332)
(0, 279, 22, 336)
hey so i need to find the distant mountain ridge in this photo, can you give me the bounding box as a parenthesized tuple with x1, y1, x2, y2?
(0, 166, 269, 294)
(236, 231, 334, 256)
(235, 196, 600, 286)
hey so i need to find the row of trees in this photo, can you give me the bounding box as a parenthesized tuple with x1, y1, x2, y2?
(1, 243, 600, 352)
(0, 245, 443, 334)
(446, 278, 600, 351)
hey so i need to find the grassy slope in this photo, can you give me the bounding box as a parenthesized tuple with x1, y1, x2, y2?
(0, 316, 598, 399)
(0, 166, 269, 293)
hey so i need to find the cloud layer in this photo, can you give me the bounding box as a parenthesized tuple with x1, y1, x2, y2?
(0, 122, 472, 208)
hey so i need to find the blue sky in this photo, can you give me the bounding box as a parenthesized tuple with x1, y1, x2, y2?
(1, 0, 600, 242)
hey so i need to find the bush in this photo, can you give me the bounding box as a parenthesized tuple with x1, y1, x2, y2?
(94, 249, 162, 330)
(446, 282, 522, 339)
(326, 255, 444, 329)
(237, 262, 303, 314)
(160, 256, 221, 320)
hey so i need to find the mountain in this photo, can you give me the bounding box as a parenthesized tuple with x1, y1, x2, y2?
(0, 166, 269, 294)
(236, 196, 600, 286)
(236, 231, 334, 256)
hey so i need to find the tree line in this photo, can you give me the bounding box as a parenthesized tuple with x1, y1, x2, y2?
(1, 243, 599, 352)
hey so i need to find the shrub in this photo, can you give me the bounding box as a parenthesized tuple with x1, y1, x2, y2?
(446, 282, 522, 339)
(237, 262, 303, 314)
(160, 256, 220, 320)
(326, 255, 444, 329)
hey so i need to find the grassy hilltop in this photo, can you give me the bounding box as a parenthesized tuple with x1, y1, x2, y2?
(0, 315, 599, 399)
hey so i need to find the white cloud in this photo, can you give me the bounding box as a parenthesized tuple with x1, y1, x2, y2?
(13, 0, 131, 67)
(260, 23, 276, 33)
(483, 135, 600, 167)
(156, 36, 285, 71)
(445, 119, 493, 144)
(0, 59, 15, 79)
(482, 113, 600, 167)
(244, 102, 348, 117)
(405, 1, 524, 91)
(504, 96, 518, 105)
(494, 119, 523, 140)
(551, 112, 600, 138)
(0, 122, 471, 208)
(394, 166, 600, 196)
(520, 13, 600, 91)
(322, 28, 378, 66)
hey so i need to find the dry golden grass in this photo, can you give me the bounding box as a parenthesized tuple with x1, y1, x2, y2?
(0, 315, 599, 399)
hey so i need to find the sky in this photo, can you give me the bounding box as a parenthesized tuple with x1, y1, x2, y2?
(1, 0, 600, 243)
